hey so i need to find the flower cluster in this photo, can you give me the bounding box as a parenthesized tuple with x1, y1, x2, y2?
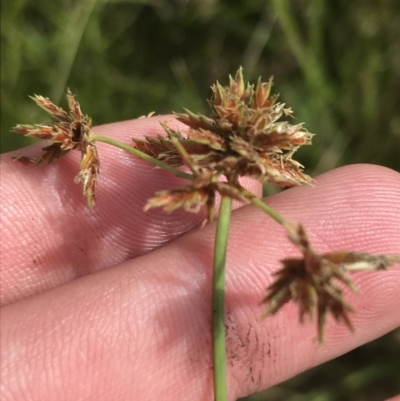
(262, 224, 400, 343)
(143, 134, 255, 223)
(11, 69, 399, 344)
(12, 90, 99, 208)
(133, 68, 313, 219)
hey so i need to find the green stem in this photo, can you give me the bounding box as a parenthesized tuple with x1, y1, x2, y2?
(212, 196, 232, 401)
(250, 197, 293, 228)
(91, 134, 193, 180)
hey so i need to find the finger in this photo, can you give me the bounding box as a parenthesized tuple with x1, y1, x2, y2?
(0, 116, 262, 305)
(1, 164, 399, 401)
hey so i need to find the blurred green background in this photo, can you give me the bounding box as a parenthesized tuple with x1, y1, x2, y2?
(1, 0, 399, 400)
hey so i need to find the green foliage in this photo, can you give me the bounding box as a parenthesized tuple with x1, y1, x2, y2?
(2, 1, 399, 400)
(2, 0, 399, 172)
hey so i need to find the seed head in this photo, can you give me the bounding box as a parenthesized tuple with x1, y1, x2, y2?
(262, 224, 400, 344)
(134, 68, 313, 219)
(12, 90, 99, 207)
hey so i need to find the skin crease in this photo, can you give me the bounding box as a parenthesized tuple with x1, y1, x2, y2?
(1, 117, 400, 401)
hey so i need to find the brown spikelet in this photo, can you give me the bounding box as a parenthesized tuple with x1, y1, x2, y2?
(262, 224, 400, 344)
(133, 68, 313, 191)
(12, 90, 99, 207)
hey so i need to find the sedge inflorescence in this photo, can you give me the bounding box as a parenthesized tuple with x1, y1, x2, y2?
(11, 68, 400, 344)
(264, 224, 399, 343)
(133, 68, 313, 221)
(12, 90, 99, 208)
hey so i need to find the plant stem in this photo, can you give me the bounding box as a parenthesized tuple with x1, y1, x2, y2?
(250, 197, 293, 227)
(212, 196, 232, 401)
(91, 134, 193, 180)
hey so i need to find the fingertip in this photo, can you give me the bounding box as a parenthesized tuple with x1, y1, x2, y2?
(260, 164, 400, 254)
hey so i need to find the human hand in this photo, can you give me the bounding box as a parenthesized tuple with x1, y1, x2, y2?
(1, 116, 399, 401)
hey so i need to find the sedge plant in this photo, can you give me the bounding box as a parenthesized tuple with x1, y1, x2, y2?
(12, 68, 400, 401)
